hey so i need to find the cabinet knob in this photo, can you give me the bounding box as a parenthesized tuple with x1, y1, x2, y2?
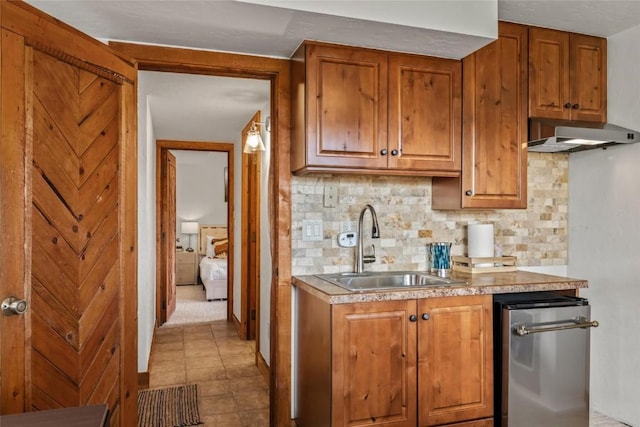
(564, 102, 572, 109)
(409, 314, 417, 322)
(422, 313, 430, 321)
(465, 190, 473, 196)
(380, 148, 388, 156)
(572, 103, 580, 110)
(391, 149, 399, 156)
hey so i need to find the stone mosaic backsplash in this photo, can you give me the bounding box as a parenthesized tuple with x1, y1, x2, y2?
(291, 152, 569, 276)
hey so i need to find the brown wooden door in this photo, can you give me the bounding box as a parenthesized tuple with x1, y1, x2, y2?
(160, 150, 177, 321)
(241, 112, 261, 341)
(529, 27, 570, 120)
(0, 2, 137, 424)
(388, 54, 461, 172)
(569, 33, 607, 123)
(303, 42, 388, 169)
(332, 300, 417, 427)
(417, 295, 493, 427)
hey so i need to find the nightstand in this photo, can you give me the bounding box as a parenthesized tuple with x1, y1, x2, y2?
(175, 250, 197, 285)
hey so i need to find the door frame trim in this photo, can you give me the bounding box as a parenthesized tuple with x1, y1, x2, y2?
(109, 41, 292, 426)
(155, 140, 235, 327)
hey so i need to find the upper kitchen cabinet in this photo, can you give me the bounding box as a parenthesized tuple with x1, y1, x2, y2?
(388, 54, 461, 172)
(291, 41, 461, 176)
(433, 22, 528, 209)
(529, 27, 607, 123)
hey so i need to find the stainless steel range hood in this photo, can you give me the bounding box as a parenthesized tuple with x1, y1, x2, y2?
(528, 119, 639, 153)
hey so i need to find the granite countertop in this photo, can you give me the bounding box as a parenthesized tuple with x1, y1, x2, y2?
(292, 270, 588, 304)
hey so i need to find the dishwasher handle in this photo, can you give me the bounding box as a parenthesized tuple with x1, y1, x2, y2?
(514, 316, 599, 336)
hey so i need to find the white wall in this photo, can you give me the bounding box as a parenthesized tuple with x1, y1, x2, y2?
(568, 24, 640, 426)
(258, 102, 272, 366)
(137, 91, 156, 372)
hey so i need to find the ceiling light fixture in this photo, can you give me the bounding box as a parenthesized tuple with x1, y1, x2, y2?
(244, 116, 270, 153)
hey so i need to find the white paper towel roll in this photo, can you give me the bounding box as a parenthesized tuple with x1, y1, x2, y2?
(468, 224, 494, 263)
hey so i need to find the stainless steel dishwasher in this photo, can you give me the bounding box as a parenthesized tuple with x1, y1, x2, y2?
(493, 292, 599, 427)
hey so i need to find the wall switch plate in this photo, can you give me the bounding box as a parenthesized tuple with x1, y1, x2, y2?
(323, 185, 338, 208)
(302, 220, 323, 241)
(338, 231, 358, 247)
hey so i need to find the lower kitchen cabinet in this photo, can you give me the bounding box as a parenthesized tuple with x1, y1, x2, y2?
(418, 295, 494, 426)
(295, 290, 493, 427)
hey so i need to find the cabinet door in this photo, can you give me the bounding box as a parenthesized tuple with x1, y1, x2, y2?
(529, 27, 570, 120)
(462, 22, 528, 209)
(417, 295, 493, 426)
(388, 54, 461, 172)
(570, 33, 607, 123)
(432, 22, 528, 209)
(305, 43, 388, 169)
(332, 300, 417, 427)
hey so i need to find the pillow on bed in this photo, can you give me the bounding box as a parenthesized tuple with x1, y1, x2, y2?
(213, 239, 228, 258)
(205, 236, 220, 258)
(206, 236, 228, 258)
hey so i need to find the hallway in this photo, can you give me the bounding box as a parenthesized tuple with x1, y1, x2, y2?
(148, 320, 269, 426)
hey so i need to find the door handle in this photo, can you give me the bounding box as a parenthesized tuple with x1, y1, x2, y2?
(2, 296, 28, 316)
(514, 316, 599, 336)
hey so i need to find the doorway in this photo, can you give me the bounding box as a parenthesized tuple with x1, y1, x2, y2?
(165, 149, 231, 326)
(111, 42, 292, 425)
(156, 140, 235, 328)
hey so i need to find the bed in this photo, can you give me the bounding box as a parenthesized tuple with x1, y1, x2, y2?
(198, 225, 228, 301)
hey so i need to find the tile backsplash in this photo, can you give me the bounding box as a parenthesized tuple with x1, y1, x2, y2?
(291, 152, 568, 276)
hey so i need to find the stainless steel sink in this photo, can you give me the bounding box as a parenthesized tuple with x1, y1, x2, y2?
(315, 271, 467, 292)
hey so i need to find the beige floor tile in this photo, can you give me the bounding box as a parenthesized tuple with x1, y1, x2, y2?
(199, 395, 237, 416)
(198, 379, 232, 397)
(150, 349, 185, 362)
(226, 365, 262, 379)
(185, 340, 219, 351)
(185, 334, 214, 344)
(184, 323, 215, 333)
(201, 412, 243, 427)
(222, 355, 256, 369)
(229, 375, 268, 392)
(186, 347, 220, 358)
(229, 375, 269, 392)
(154, 333, 184, 344)
(187, 366, 228, 382)
(238, 409, 270, 427)
(156, 326, 184, 336)
(233, 390, 269, 411)
(149, 370, 186, 387)
(150, 358, 186, 373)
(152, 341, 184, 352)
(186, 355, 225, 370)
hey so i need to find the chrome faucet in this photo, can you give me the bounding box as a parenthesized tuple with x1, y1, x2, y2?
(355, 204, 380, 273)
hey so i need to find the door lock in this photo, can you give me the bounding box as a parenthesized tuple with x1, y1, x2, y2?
(2, 296, 28, 316)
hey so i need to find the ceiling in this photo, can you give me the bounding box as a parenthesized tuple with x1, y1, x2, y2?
(24, 0, 640, 143)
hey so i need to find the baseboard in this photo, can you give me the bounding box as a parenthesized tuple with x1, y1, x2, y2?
(138, 371, 150, 390)
(256, 350, 270, 385)
(232, 313, 246, 339)
(138, 319, 158, 390)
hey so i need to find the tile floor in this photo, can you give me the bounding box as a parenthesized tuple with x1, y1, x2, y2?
(148, 320, 629, 427)
(148, 320, 269, 427)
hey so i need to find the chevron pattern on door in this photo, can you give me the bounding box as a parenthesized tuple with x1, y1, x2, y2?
(30, 49, 122, 413)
